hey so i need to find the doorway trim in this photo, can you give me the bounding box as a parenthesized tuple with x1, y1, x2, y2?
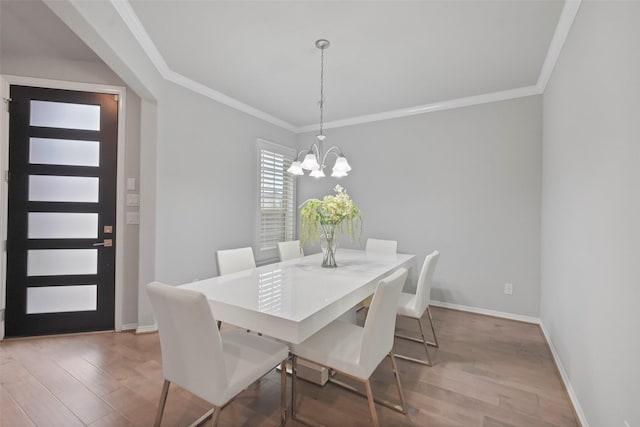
(0, 74, 127, 339)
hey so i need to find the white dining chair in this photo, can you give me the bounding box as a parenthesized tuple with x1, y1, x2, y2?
(365, 238, 398, 254)
(290, 268, 408, 427)
(215, 247, 257, 330)
(278, 240, 303, 261)
(146, 282, 289, 427)
(395, 250, 440, 366)
(216, 246, 256, 276)
(358, 238, 399, 311)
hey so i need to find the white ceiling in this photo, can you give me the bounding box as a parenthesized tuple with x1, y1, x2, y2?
(1, 0, 565, 129)
(128, 0, 564, 127)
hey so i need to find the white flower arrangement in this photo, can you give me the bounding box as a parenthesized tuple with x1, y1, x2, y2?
(299, 185, 362, 246)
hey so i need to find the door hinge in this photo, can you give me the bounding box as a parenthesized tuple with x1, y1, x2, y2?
(3, 240, 6, 251)
(3, 97, 12, 113)
(0, 308, 4, 322)
(3, 170, 9, 182)
(113, 94, 119, 102)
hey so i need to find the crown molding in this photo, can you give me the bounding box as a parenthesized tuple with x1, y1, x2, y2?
(163, 69, 297, 132)
(109, 0, 297, 132)
(536, 0, 582, 92)
(295, 85, 541, 133)
(110, 0, 170, 76)
(111, 0, 581, 134)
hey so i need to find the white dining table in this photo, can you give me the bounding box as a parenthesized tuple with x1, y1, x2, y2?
(179, 249, 415, 344)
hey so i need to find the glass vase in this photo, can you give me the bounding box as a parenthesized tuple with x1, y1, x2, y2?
(320, 223, 338, 268)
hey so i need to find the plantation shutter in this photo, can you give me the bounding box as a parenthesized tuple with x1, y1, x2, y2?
(257, 139, 296, 260)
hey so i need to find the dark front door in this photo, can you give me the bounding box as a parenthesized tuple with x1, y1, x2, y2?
(5, 85, 118, 337)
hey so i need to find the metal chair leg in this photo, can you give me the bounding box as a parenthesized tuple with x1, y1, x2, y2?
(417, 316, 433, 366)
(185, 409, 214, 427)
(292, 355, 407, 426)
(290, 357, 322, 427)
(388, 353, 406, 414)
(291, 355, 298, 419)
(426, 307, 439, 348)
(363, 379, 380, 427)
(280, 357, 288, 426)
(154, 379, 170, 427)
(394, 310, 438, 366)
(395, 310, 438, 346)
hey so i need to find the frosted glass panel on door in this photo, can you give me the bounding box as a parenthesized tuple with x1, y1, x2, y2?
(28, 212, 98, 239)
(27, 249, 97, 276)
(30, 138, 100, 167)
(30, 100, 100, 131)
(29, 175, 99, 203)
(27, 285, 97, 314)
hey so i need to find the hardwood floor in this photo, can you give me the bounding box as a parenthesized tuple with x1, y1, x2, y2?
(0, 307, 579, 427)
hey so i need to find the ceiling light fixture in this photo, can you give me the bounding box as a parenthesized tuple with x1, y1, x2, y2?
(288, 39, 351, 178)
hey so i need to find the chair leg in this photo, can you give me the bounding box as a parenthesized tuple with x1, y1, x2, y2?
(291, 356, 328, 427)
(291, 355, 298, 419)
(280, 357, 288, 426)
(328, 375, 404, 413)
(426, 307, 439, 348)
(394, 316, 433, 366)
(185, 409, 214, 427)
(417, 317, 433, 366)
(388, 353, 406, 414)
(363, 379, 380, 427)
(154, 380, 170, 427)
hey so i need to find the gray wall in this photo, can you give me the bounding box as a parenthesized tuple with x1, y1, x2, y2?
(0, 54, 142, 327)
(153, 80, 296, 285)
(297, 95, 542, 318)
(541, 2, 640, 426)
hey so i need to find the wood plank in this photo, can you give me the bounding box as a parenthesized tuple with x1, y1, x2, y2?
(56, 357, 121, 397)
(88, 411, 136, 427)
(0, 309, 579, 427)
(2, 376, 84, 427)
(8, 348, 114, 425)
(101, 386, 159, 426)
(0, 385, 36, 427)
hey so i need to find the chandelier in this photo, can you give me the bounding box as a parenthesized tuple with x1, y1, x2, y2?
(288, 39, 352, 178)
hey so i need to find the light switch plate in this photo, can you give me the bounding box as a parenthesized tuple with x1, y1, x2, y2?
(126, 194, 140, 207)
(126, 212, 140, 225)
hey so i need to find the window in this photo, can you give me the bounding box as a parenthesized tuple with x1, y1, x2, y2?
(257, 139, 296, 262)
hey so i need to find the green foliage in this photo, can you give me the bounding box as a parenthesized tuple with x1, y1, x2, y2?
(299, 185, 362, 246)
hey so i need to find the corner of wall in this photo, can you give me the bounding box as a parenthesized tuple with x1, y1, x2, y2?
(539, 321, 590, 427)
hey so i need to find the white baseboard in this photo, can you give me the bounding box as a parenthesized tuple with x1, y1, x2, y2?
(135, 323, 157, 334)
(430, 300, 540, 324)
(121, 323, 137, 331)
(539, 322, 589, 427)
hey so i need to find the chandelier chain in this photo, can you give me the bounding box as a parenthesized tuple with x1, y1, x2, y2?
(320, 45, 324, 136)
(286, 39, 350, 177)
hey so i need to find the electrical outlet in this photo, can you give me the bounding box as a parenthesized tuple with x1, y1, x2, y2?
(504, 283, 513, 295)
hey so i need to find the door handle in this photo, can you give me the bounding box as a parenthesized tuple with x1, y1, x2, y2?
(93, 239, 113, 247)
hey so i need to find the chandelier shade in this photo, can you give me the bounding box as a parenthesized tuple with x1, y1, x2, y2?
(300, 153, 321, 171)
